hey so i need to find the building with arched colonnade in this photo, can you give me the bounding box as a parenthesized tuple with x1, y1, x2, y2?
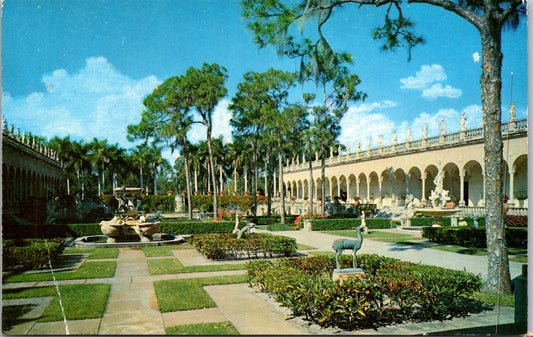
(2, 124, 63, 222)
(281, 117, 527, 214)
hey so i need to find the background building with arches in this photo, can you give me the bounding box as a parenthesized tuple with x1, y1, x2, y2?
(282, 117, 527, 215)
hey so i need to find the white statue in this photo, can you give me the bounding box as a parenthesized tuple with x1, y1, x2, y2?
(423, 124, 428, 138)
(392, 131, 397, 145)
(440, 118, 446, 135)
(406, 128, 411, 142)
(510, 103, 516, 120)
(460, 112, 467, 131)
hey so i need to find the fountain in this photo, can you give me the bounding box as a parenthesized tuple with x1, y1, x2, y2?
(71, 187, 184, 248)
(414, 171, 459, 226)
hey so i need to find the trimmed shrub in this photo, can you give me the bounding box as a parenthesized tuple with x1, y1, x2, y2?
(311, 218, 391, 230)
(247, 254, 484, 331)
(247, 215, 298, 226)
(160, 221, 235, 235)
(190, 233, 297, 260)
(422, 226, 527, 248)
(3, 238, 65, 270)
(505, 215, 527, 228)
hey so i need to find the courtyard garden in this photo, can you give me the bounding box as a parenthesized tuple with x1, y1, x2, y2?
(2, 209, 526, 334)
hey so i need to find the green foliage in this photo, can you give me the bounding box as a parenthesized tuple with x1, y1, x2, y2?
(312, 218, 391, 230)
(141, 194, 175, 212)
(247, 215, 298, 226)
(247, 255, 484, 330)
(190, 233, 297, 260)
(191, 194, 269, 212)
(3, 238, 64, 271)
(422, 226, 527, 248)
(160, 221, 234, 234)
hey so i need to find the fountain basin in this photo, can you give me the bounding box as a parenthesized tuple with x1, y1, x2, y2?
(414, 208, 460, 226)
(70, 233, 186, 248)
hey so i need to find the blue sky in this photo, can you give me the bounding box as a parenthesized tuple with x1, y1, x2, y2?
(2, 0, 528, 162)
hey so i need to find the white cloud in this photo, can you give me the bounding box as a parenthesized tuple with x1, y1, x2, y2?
(187, 99, 234, 145)
(2, 56, 160, 148)
(400, 64, 462, 100)
(400, 64, 446, 90)
(339, 101, 483, 152)
(339, 100, 397, 150)
(422, 83, 462, 100)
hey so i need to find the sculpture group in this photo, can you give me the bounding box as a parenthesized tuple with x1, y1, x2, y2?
(100, 187, 161, 243)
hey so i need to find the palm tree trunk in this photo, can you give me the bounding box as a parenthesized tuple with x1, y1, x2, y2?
(194, 165, 198, 193)
(321, 154, 326, 214)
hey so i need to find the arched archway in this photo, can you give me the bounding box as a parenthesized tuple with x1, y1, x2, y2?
(463, 160, 484, 206)
(408, 167, 423, 201)
(511, 154, 527, 207)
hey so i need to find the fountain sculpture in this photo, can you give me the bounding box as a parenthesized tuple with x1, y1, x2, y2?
(100, 187, 161, 243)
(415, 170, 459, 226)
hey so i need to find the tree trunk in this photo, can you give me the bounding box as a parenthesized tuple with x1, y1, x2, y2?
(206, 126, 218, 216)
(480, 23, 511, 294)
(253, 144, 258, 216)
(183, 141, 193, 220)
(194, 165, 198, 193)
(278, 150, 286, 224)
(321, 154, 326, 214)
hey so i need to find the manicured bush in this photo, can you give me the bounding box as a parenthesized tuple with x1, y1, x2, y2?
(311, 218, 391, 230)
(3, 238, 65, 270)
(247, 215, 298, 226)
(190, 233, 297, 260)
(160, 221, 235, 235)
(505, 215, 527, 228)
(247, 254, 484, 331)
(422, 226, 527, 248)
(191, 195, 269, 212)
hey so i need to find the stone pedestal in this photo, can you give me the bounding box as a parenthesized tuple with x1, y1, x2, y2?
(332, 268, 364, 282)
(303, 219, 312, 231)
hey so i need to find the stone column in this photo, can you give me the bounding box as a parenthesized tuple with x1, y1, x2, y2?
(459, 173, 466, 206)
(366, 179, 371, 201)
(421, 173, 427, 203)
(509, 170, 516, 207)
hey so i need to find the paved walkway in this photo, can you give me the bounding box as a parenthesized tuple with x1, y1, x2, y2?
(2, 229, 526, 335)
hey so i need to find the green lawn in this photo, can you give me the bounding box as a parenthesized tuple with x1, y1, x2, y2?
(143, 244, 193, 257)
(4, 261, 116, 283)
(63, 248, 119, 259)
(323, 229, 421, 243)
(166, 321, 239, 335)
(155, 275, 247, 312)
(2, 284, 110, 322)
(147, 258, 246, 275)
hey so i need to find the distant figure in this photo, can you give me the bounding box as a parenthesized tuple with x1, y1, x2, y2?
(461, 112, 467, 131)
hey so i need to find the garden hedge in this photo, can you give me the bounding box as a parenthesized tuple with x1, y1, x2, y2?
(311, 218, 392, 230)
(3, 238, 65, 271)
(422, 226, 527, 248)
(247, 254, 484, 331)
(190, 233, 297, 260)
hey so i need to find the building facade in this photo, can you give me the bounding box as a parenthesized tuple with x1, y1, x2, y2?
(282, 117, 528, 213)
(2, 123, 63, 221)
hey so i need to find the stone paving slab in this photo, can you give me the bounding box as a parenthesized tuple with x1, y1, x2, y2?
(204, 283, 309, 335)
(27, 318, 101, 335)
(162, 308, 227, 327)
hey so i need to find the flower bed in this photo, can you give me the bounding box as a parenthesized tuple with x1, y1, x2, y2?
(190, 233, 297, 260)
(247, 255, 485, 331)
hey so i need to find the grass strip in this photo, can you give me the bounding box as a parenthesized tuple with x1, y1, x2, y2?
(147, 258, 246, 275)
(323, 230, 420, 243)
(155, 274, 246, 312)
(3, 284, 111, 321)
(4, 261, 116, 283)
(87, 248, 119, 259)
(166, 321, 239, 335)
(143, 244, 193, 257)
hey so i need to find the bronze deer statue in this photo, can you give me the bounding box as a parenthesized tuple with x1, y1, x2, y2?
(332, 224, 367, 270)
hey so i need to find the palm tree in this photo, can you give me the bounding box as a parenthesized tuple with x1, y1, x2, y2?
(130, 145, 151, 191)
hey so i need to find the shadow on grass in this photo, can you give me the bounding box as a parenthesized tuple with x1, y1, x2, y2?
(427, 322, 527, 335)
(2, 304, 36, 331)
